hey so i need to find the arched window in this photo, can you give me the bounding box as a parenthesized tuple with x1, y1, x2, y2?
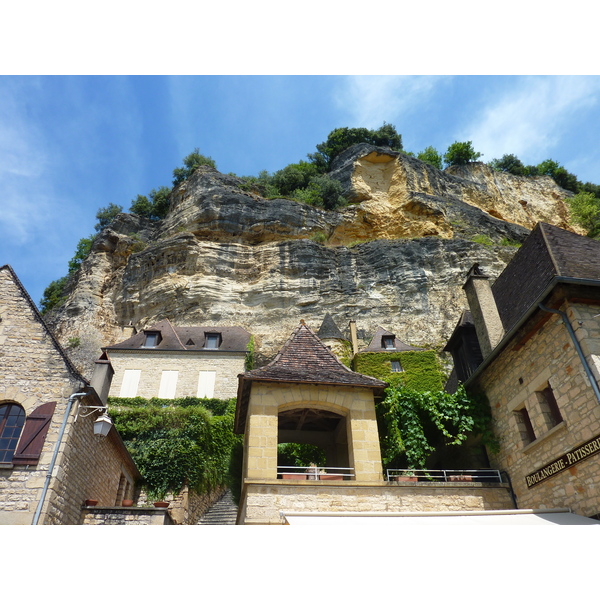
(0, 403, 26, 463)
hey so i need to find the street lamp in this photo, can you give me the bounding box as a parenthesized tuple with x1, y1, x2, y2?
(75, 404, 113, 437)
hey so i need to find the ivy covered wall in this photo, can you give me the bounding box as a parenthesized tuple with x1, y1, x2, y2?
(352, 350, 444, 392)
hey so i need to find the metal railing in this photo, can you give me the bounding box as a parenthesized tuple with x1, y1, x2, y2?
(386, 469, 503, 483)
(277, 465, 355, 481)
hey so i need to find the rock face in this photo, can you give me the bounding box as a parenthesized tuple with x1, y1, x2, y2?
(46, 145, 580, 376)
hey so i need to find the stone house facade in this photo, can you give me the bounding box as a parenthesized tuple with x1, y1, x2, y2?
(446, 223, 600, 518)
(234, 321, 514, 524)
(104, 319, 251, 400)
(0, 265, 140, 524)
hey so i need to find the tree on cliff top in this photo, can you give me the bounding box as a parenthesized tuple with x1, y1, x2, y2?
(308, 122, 403, 171)
(443, 141, 483, 167)
(172, 148, 216, 186)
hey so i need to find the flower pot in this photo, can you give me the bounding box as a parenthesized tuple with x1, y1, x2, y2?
(153, 501, 169, 508)
(396, 476, 418, 482)
(319, 474, 343, 481)
(85, 499, 98, 507)
(282, 474, 307, 480)
(122, 499, 134, 507)
(449, 475, 473, 482)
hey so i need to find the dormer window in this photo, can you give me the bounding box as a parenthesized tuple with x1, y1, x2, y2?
(391, 360, 403, 372)
(143, 332, 160, 348)
(205, 333, 221, 349)
(382, 335, 395, 350)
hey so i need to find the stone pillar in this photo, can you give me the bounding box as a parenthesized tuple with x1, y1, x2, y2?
(463, 264, 505, 359)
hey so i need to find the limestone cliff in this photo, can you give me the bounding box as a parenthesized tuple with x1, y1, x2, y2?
(46, 144, 580, 376)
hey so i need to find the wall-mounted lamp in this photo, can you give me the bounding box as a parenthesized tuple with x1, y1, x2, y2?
(75, 405, 113, 437)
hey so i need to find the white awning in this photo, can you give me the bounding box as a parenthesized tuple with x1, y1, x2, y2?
(281, 508, 599, 526)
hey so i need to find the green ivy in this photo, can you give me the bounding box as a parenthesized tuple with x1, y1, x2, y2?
(376, 385, 498, 471)
(107, 398, 240, 499)
(353, 350, 444, 392)
(245, 336, 255, 371)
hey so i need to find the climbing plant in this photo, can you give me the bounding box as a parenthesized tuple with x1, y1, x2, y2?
(376, 385, 498, 471)
(353, 350, 444, 392)
(108, 399, 240, 499)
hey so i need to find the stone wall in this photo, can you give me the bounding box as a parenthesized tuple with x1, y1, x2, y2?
(107, 350, 244, 400)
(475, 298, 600, 518)
(243, 382, 383, 482)
(82, 506, 172, 525)
(239, 481, 514, 524)
(0, 266, 139, 525)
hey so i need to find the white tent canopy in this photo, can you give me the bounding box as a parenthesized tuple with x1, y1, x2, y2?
(281, 508, 599, 526)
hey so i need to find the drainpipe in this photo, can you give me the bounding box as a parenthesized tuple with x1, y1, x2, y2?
(538, 303, 600, 405)
(32, 391, 88, 525)
(499, 471, 518, 509)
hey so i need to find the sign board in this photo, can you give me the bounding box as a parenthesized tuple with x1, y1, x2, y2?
(526, 433, 600, 488)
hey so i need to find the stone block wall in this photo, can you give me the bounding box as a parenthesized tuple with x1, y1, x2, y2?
(0, 267, 140, 525)
(82, 507, 172, 525)
(239, 481, 514, 524)
(243, 382, 383, 482)
(107, 351, 245, 400)
(476, 299, 600, 518)
(41, 402, 139, 525)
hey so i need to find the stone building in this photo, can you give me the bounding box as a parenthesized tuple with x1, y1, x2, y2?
(234, 321, 515, 524)
(104, 319, 251, 400)
(0, 265, 140, 524)
(445, 223, 600, 518)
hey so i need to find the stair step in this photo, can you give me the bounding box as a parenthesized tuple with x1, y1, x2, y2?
(198, 490, 238, 525)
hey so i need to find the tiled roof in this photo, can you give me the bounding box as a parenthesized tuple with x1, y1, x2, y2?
(361, 326, 425, 353)
(235, 322, 386, 434)
(242, 322, 387, 388)
(492, 223, 600, 332)
(103, 319, 251, 352)
(316, 313, 346, 340)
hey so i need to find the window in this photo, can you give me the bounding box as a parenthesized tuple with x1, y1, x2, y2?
(0, 404, 26, 463)
(536, 384, 563, 429)
(391, 360, 403, 372)
(205, 333, 221, 349)
(143, 332, 160, 347)
(120, 369, 141, 397)
(197, 371, 217, 398)
(515, 407, 536, 446)
(158, 370, 179, 399)
(382, 336, 395, 350)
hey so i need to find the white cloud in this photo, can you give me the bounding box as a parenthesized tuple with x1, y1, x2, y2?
(334, 76, 451, 128)
(462, 76, 600, 164)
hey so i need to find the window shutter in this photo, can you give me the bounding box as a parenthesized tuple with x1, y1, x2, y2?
(12, 402, 56, 465)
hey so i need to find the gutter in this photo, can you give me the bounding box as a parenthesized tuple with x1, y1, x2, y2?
(463, 277, 600, 388)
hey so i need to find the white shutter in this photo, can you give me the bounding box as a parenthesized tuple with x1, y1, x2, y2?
(119, 369, 141, 397)
(197, 371, 216, 398)
(158, 370, 179, 399)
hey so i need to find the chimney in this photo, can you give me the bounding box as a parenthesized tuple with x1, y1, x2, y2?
(349, 320, 359, 356)
(90, 352, 114, 406)
(462, 264, 505, 359)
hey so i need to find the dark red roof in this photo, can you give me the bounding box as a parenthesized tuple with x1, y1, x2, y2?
(103, 319, 251, 352)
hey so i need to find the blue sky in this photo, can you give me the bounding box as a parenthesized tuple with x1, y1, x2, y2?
(1, 3, 598, 307)
(2, 75, 600, 307)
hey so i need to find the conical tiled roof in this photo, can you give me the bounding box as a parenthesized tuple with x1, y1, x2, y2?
(317, 313, 346, 341)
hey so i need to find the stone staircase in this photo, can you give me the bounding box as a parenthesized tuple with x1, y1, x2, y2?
(197, 490, 238, 525)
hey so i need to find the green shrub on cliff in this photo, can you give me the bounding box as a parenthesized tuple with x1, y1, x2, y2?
(172, 148, 216, 186)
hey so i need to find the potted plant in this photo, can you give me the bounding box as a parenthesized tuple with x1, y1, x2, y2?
(396, 470, 418, 482)
(122, 499, 134, 507)
(84, 499, 98, 507)
(319, 469, 343, 481)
